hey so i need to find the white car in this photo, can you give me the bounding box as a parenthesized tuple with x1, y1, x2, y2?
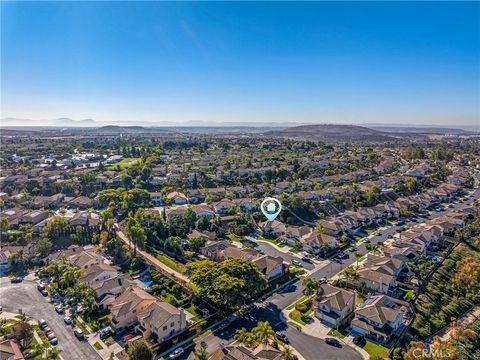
(63, 316, 72, 325)
(291, 259, 303, 267)
(169, 347, 184, 359)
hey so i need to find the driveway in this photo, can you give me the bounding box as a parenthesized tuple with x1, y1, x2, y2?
(0, 276, 101, 360)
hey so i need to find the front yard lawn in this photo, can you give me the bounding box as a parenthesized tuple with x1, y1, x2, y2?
(93, 341, 104, 350)
(256, 236, 286, 248)
(289, 309, 311, 326)
(363, 341, 389, 359)
(73, 318, 90, 335)
(327, 328, 346, 339)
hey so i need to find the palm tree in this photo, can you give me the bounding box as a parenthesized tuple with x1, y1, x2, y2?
(344, 267, 359, 282)
(252, 321, 275, 346)
(281, 346, 298, 360)
(235, 328, 251, 344)
(193, 346, 209, 360)
(303, 277, 320, 296)
(355, 251, 361, 266)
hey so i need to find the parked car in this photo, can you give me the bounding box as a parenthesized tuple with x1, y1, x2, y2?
(63, 317, 72, 325)
(319, 277, 327, 284)
(50, 337, 58, 345)
(291, 259, 303, 267)
(41, 289, 49, 297)
(54, 305, 64, 314)
(43, 327, 52, 334)
(39, 319, 47, 329)
(122, 334, 135, 342)
(10, 277, 23, 283)
(301, 256, 313, 263)
(37, 284, 45, 291)
(74, 328, 84, 340)
(99, 326, 112, 339)
(169, 347, 184, 359)
(282, 284, 295, 293)
(47, 333, 56, 341)
(275, 331, 289, 343)
(325, 338, 342, 347)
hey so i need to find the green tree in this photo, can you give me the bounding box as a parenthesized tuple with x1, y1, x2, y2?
(302, 277, 320, 296)
(252, 321, 275, 346)
(127, 340, 153, 360)
(193, 346, 209, 360)
(282, 346, 298, 360)
(189, 237, 206, 253)
(186, 258, 267, 311)
(36, 237, 53, 257)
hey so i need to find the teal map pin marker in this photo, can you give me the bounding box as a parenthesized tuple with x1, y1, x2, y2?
(261, 197, 282, 221)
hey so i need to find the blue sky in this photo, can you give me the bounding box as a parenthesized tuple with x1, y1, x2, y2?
(1, 1, 479, 126)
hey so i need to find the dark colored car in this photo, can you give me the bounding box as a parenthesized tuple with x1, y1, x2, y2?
(301, 256, 313, 263)
(275, 331, 289, 343)
(10, 277, 23, 283)
(325, 338, 342, 347)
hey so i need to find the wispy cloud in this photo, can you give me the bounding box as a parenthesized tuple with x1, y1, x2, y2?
(179, 20, 209, 59)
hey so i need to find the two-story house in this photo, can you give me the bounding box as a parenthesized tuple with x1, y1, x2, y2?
(315, 284, 356, 329)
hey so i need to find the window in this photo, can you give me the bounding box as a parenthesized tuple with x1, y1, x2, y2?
(163, 326, 167, 331)
(170, 322, 174, 327)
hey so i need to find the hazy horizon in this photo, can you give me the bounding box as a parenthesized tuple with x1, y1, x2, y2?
(1, 2, 479, 127)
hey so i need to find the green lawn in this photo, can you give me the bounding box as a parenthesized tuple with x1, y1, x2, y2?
(363, 341, 389, 359)
(227, 233, 243, 242)
(155, 252, 185, 273)
(256, 236, 286, 248)
(33, 325, 51, 346)
(327, 328, 346, 339)
(286, 295, 308, 310)
(93, 341, 104, 350)
(185, 304, 204, 323)
(289, 309, 311, 326)
(107, 157, 140, 170)
(401, 288, 415, 301)
(73, 318, 90, 335)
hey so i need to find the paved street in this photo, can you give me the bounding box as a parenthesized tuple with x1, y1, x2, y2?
(250, 240, 316, 270)
(0, 277, 101, 360)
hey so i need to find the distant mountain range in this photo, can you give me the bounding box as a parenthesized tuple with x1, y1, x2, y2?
(265, 124, 428, 141)
(1, 118, 478, 139)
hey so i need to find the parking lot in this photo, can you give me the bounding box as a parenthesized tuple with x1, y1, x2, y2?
(0, 276, 101, 360)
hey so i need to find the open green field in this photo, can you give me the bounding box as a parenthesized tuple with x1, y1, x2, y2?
(107, 158, 140, 170)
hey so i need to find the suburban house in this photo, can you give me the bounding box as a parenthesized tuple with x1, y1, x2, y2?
(213, 199, 235, 215)
(252, 255, 285, 281)
(350, 295, 411, 344)
(0, 339, 24, 360)
(355, 255, 405, 294)
(257, 220, 286, 237)
(149, 192, 163, 206)
(92, 274, 136, 305)
(78, 263, 118, 287)
(166, 191, 188, 205)
(191, 205, 216, 220)
(109, 285, 156, 331)
(301, 232, 336, 254)
(315, 284, 356, 329)
(135, 301, 187, 343)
